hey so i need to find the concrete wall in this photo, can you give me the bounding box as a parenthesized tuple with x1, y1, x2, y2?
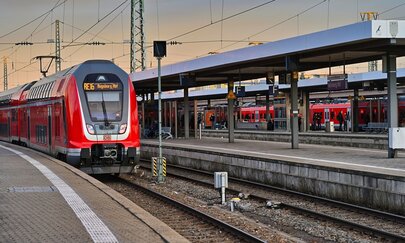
(141, 143, 405, 214)
(201, 130, 388, 150)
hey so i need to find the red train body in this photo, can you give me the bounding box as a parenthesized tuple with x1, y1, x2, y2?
(207, 98, 405, 130)
(0, 60, 140, 174)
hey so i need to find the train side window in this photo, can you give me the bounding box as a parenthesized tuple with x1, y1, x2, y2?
(55, 113, 60, 137)
(11, 109, 17, 121)
(331, 112, 335, 120)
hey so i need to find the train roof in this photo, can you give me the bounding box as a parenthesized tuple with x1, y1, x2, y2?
(0, 83, 32, 105)
(26, 60, 115, 101)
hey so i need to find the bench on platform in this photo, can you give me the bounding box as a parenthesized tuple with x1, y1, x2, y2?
(364, 122, 388, 133)
(162, 127, 173, 139)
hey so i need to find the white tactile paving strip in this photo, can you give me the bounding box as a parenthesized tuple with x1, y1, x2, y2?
(0, 144, 119, 243)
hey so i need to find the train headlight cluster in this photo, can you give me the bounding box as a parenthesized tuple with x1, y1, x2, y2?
(86, 124, 95, 135)
(119, 123, 127, 134)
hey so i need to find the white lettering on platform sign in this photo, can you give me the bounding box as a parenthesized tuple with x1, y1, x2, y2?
(0, 144, 118, 243)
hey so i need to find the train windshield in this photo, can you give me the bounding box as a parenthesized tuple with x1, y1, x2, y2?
(86, 91, 122, 122)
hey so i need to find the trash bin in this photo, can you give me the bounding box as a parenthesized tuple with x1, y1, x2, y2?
(325, 121, 334, 132)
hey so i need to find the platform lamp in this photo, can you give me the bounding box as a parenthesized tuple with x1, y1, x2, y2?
(154, 41, 166, 183)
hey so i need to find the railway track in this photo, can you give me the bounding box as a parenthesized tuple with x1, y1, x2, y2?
(101, 175, 267, 243)
(139, 160, 405, 242)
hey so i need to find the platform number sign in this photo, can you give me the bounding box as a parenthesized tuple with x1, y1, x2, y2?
(236, 86, 245, 97)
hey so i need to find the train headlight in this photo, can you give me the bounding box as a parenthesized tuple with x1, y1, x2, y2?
(86, 124, 95, 135)
(119, 123, 127, 134)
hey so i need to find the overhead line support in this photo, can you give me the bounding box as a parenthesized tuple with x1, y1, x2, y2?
(131, 0, 145, 72)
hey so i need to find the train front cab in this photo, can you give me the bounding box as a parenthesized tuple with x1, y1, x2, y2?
(64, 61, 140, 174)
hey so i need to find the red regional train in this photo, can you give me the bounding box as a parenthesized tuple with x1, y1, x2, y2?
(210, 98, 405, 130)
(0, 60, 140, 174)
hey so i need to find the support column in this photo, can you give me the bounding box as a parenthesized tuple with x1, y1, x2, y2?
(285, 94, 291, 131)
(387, 54, 398, 158)
(352, 89, 359, 132)
(174, 100, 178, 138)
(228, 79, 235, 143)
(162, 101, 165, 127)
(169, 101, 172, 131)
(141, 97, 145, 136)
(184, 87, 190, 139)
(194, 99, 198, 138)
(304, 91, 310, 132)
(290, 73, 299, 149)
(265, 92, 270, 121)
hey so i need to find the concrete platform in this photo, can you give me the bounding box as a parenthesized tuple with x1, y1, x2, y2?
(202, 129, 388, 150)
(0, 142, 188, 243)
(141, 137, 405, 214)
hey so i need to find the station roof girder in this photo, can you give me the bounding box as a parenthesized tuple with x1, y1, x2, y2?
(131, 20, 405, 94)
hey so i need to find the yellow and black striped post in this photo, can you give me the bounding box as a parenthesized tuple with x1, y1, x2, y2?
(162, 157, 166, 177)
(152, 157, 166, 182)
(151, 157, 158, 177)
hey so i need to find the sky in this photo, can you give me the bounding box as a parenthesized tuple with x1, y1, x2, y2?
(1, 0, 405, 90)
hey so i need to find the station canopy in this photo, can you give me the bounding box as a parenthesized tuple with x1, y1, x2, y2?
(131, 20, 405, 94)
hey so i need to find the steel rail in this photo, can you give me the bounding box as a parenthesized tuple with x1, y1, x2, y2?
(139, 160, 405, 242)
(117, 176, 267, 243)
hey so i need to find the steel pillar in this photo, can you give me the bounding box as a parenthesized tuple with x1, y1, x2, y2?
(265, 92, 270, 121)
(55, 20, 61, 73)
(352, 89, 359, 132)
(386, 54, 398, 158)
(304, 91, 310, 132)
(228, 79, 234, 143)
(193, 100, 197, 138)
(130, 0, 145, 72)
(174, 100, 178, 138)
(184, 87, 189, 138)
(290, 75, 299, 149)
(3, 57, 7, 91)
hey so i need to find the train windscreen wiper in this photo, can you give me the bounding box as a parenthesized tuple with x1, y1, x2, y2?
(101, 92, 110, 127)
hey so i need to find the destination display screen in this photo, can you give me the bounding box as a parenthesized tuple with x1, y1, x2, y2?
(83, 82, 122, 91)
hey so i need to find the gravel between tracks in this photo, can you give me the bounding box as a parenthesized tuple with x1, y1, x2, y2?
(106, 168, 385, 243)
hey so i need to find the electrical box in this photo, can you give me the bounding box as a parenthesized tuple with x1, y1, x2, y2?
(389, 128, 405, 149)
(214, 172, 228, 189)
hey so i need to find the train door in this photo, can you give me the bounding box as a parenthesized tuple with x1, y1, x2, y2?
(7, 110, 11, 142)
(27, 108, 30, 147)
(48, 106, 52, 153)
(324, 108, 330, 123)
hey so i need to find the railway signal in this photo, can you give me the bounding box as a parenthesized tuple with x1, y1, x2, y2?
(154, 40, 167, 183)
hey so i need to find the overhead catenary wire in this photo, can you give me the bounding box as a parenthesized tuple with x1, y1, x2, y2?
(1, 0, 64, 82)
(206, 0, 327, 55)
(63, 2, 131, 60)
(379, 2, 405, 16)
(111, 0, 278, 62)
(63, 0, 129, 50)
(0, 0, 67, 39)
(4, 0, 62, 60)
(167, 0, 277, 41)
(61, 22, 113, 43)
(7, 0, 130, 79)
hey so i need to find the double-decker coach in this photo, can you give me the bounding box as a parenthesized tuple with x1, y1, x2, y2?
(0, 60, 140, 174)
